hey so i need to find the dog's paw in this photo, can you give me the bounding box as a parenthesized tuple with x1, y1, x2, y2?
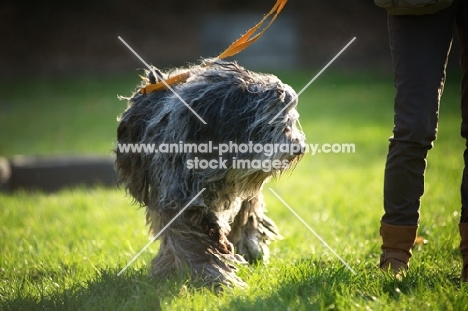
(150, 246, 248, 291)
(192, 252, 249, 291)
(230, 211, 282, 263)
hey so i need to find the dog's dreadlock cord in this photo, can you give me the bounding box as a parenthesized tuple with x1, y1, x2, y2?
(140, 0, 288, 95)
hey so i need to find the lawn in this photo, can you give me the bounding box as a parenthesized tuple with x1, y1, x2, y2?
(1, 69, 467, 310)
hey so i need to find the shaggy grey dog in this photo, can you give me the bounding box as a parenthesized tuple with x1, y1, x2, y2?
(116, 58, 305, 289)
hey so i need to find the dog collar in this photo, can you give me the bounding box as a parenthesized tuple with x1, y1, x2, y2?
(140, 0, 288, 94)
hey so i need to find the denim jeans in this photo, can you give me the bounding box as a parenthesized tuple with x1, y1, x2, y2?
(382, 0, 468, 226)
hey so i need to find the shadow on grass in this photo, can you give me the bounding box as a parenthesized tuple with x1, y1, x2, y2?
(218, 258, 466, 311)
(219, 258, 358, 311)
(2, 259, 354, 311)
(2, 268, 187, 311)
(379, 266, 463, 298)
(4, 259, 464, 310)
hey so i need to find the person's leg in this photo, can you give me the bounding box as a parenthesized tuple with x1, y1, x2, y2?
(380, 6, 456, 274)
(459, 0, 468, 224)
(457, 0, 468, 281)
(460, 223, 468, 281)
(383, 10, 455, 226)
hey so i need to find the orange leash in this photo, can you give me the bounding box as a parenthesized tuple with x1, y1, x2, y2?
(140, 0, 288, 94)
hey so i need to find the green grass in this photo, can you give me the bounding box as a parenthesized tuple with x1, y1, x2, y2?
(1, 71, 467, 310)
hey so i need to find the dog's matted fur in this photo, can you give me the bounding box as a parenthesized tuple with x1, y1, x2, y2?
(116, 58, 305, 288)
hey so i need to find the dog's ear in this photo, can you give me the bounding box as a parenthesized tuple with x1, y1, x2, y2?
(115, 154, 149, 206)
(115, 98, 153, 206)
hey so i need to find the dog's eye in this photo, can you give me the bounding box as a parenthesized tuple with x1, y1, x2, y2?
(284, 126, 291, 133)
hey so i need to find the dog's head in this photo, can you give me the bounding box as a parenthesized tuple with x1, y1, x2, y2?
(116, 59, 305, 208)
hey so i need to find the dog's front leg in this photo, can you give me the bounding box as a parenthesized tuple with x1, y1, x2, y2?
(228, 192, 282, 263)
(148, 208, 247, 290)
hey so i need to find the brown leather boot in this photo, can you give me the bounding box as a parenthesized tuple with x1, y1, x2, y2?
(379, 220, 418, 278)
(460, 223, 468, 282)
